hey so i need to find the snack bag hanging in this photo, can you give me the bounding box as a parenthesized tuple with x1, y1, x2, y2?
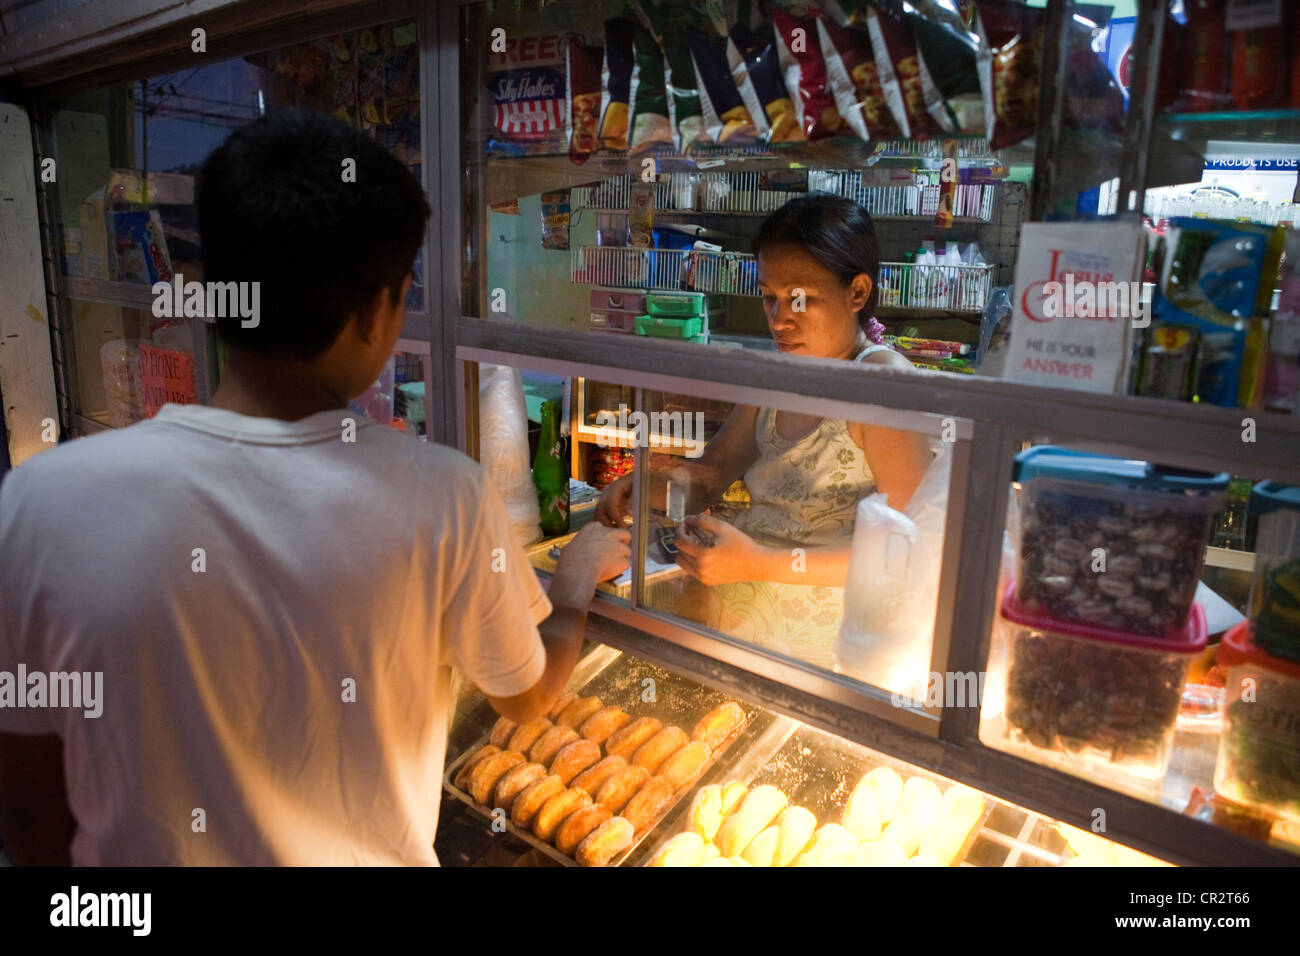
(635, 0, 712, 151)
(973, 0, 1041, 149)
(567, 40, 604, 163)
(770, 5, 845, 140)
(729, 20, 805, 142)
(867, 0, 953, 139)
(818, 16, 900, 140)
(690, 28, 760, 144)
(599, 17, 636, 151)
(629, 19, 675, 154)
(488, 31, 573, 156)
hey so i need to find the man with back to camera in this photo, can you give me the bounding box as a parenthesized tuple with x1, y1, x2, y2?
(0, 109, 630, 865)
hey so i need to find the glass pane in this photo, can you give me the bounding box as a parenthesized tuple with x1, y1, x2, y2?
(980, 441, 1300, 857)
(46, 17, 422, 428)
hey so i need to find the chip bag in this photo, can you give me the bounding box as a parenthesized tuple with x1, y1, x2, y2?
(599, 17, 636, 150)
(729, 21, 805, 143)
(818, 16, 900, 140)
(629, 19, 674, 154)
(770, 6, 845, 140)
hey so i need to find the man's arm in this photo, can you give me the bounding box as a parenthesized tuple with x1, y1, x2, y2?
(483, 523, 629, 722)
(0, 732, 75, 865)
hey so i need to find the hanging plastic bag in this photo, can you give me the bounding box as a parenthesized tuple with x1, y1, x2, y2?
(478, 363, 542, 547)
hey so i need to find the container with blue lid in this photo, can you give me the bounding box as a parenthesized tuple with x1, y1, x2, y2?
(1248, 482, 1300, 664)
(1013, 446, 1227, 639)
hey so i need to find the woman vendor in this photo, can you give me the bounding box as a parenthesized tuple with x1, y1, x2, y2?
(595, 194, 934, 669)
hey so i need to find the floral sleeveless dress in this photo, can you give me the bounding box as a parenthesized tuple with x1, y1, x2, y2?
(706, 344, 887, 669)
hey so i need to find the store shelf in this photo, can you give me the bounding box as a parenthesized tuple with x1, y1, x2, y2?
(877, 261, 993, 314)
(1156, 108, 1300, 143)
(574, 421, 696, 456)
(571, 246, 759, 297)
(63, 276, 156, 310)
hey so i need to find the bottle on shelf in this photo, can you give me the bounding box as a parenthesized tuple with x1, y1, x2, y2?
(533, 399, 570, 537)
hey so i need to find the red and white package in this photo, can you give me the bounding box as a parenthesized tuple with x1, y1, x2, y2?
(867, 2, 954, 140)
(818, 16, 900, 141)
(770, 7, 845, 140)
(973, 0, 1040, 150)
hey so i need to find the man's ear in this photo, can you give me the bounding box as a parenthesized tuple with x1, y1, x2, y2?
(351, 286, 392, 346)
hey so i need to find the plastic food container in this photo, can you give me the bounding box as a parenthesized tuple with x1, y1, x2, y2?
(1247, 482, 1300, 664)
(982, 583, 1207, 785)
(1013, 446, 1227, 638)
(646, 290, 706, 316)
(635, 314, 705, 340)
(590, 288, 646, 314)
(1214, 622, 1300, 822)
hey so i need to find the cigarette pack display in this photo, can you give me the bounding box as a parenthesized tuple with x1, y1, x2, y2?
(1013, 446, 1227, 638)
(986, 584, 1206, 785)
(1214, 622, 1300, 822)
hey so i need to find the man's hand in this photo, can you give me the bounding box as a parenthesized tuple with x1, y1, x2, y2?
(559, 521, 631, 585)
(595, 474, 633, 528)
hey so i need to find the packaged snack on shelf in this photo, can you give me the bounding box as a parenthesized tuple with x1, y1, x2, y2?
(539, 190, 571, 250)
(567, 40, 603, 164)
(1137, 324, 1198, 401)
(818, 17, 900, 140)
(599, 17, 636, 150)
(629, 20, 674, 154)
(867, 0, 953, 139)
(107, 209, 173, 285)
(729, 21, 804, 143)
(770, 6, 845, 140)
(973, 0, 1041, 149)
(909, 7, 983, 134)
(628, 183, 655, 248)
(689, 28, 760, 144)
(1179, 0, 1231, 112)
(487, 32, 573, 157)
(635, 0, 711, 151)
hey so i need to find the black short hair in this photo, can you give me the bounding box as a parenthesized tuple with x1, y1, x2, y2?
(196, 109, 430, 358)
(752, 193, 881, 323)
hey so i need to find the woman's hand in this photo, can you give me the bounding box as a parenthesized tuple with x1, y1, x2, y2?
(673, 513, 769, 586)
(595, 474, 633, 528)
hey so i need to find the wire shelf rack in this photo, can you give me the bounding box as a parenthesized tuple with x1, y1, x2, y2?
(571, 246, 759, 296)
(876, 261, 994, 314)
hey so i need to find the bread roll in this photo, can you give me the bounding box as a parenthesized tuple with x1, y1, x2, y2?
(578, 706, 630, 744)
(715, 784, 788, 858)
(691, 701, 745, 749)
(657, 740, 711, 790)
(510, 774, 565, 828)
(741, 825, 780, 867)
(687, 785, 725, 842)
(507, 717, 553, 755)
(548, 739, 601, 786)
(793, 823, 858, 866)
(453, 745, 500, 790)
(907, 854, 942, 866)
(594, 764, 651, 812)
(649, 831, 708, 867)
(719, 780, 748, 815)
(555, 803, 613, 856)
(917, 822, 967, 867)
(556, 696, 604, 729)
(571, 755, 628, 796)
(622, 774, 676, 835)
(491, 761, 546, 813)
(605, 717, 663, 759)
(842, 777, 882, 841)
(528, 725, 580, 765)
(901, 777, 943, 832)
(533, 787, 593, 843)
(941, 784, 986, 838)
(857, 840, 909, 867)
(468, 750, 526, 805)
(774, 806, 817, 867)
(488, 716, 518, 749)
(631, 726, 689, 774)
(547, 692, 577, 721)
(859, 766, 903, 824)
(575, 816, 634, 867)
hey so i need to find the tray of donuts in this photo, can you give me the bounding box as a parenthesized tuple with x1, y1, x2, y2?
(642, 719, 994, 867)
(442, 658, 769, 867)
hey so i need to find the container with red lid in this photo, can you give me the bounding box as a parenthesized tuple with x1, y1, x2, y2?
(1213, 621, 1300, 822)
(980, 582, 1207, 788)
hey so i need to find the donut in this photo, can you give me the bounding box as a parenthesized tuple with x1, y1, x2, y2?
(555, 696, 604, 729)
(691, 701, 745, 750)
(605, 717, 663, 759)
(547, 692, 577, 721)
(528, 725, 580, 766)
(578, 706, 630, 744)
(575, 816, 634, 867)
(467, 750, 525, 805)
(453, 744, 499, 790)
(555, 802, 613, 856)
(657, 740, 711, 789)
(621, 774, 675, 835)
(631, 726, 689, 774)
(548, 739, 602, 786)
(506, 717, 553, 755)
(533, 787, 593, 843)
(491, 762, 546, 813)
(594, 764, 651, 812)
(488, 716, 518, 749)
(510, 774, 565, 829)
(571, 755, 628, 796)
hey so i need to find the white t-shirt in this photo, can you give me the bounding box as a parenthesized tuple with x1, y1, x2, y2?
(0, 403, 551, 865)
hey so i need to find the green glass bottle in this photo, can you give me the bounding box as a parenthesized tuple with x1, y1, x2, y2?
(533, 399, 570, 536)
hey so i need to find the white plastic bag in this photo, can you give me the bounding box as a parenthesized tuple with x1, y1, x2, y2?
(478, 364, 542, 548)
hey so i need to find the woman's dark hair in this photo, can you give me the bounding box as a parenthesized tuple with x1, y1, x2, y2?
(197, 109, 430, 359)
(752, 193, 883, 337)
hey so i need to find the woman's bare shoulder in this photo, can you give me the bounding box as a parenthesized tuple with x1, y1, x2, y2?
(862, 347, 914, 369)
